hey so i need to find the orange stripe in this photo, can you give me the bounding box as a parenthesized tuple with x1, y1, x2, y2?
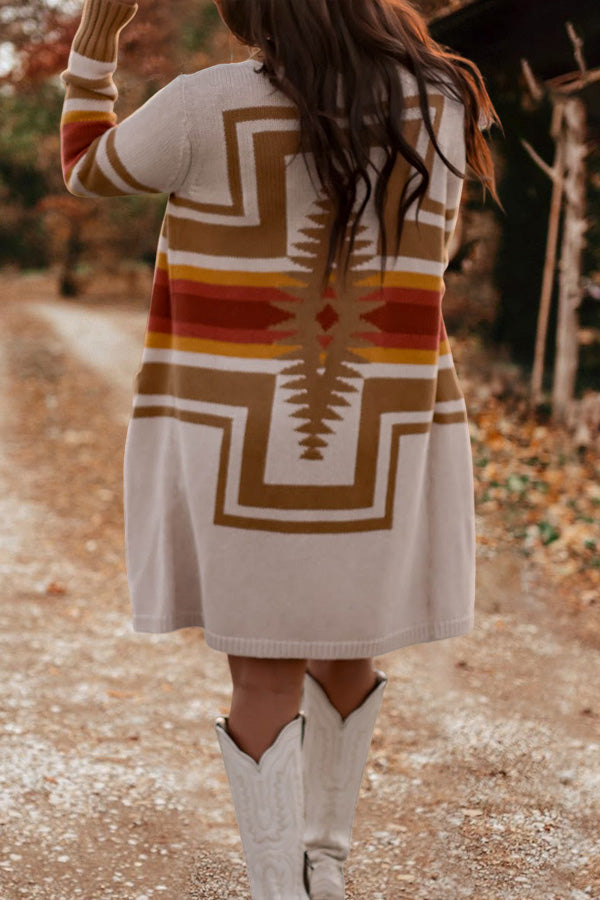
(155, 254, 310, 288)
(351, 346, 440, 364)
(165, 263, 306, 288)
(61, 110, 115, 125)
(145, 331, 301, 358)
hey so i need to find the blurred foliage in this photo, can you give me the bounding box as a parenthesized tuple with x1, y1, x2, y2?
(0, 0, 224, 276)
(0, 81, 61, 266)
(179, 1, 222, 56)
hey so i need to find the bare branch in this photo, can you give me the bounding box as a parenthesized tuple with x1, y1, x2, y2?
(566, 21, 587, 78)
(521, 57, 545, 102)
(521, 139, 557, 181)
(551, 67, 600, 94)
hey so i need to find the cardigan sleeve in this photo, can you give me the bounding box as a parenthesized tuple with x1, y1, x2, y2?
(59, 0, 192, 198)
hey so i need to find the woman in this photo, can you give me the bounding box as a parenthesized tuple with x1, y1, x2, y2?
(59, 0, 501, 896)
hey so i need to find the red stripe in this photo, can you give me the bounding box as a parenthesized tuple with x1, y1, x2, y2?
(149, 273, 295, 329)
(148, 315, 296, 345)
(149, 280, 172, 319)
(189, 297, 291, 330)
(61, 119, 113, 173)
(361, 302, 440, 335)
(172, 293, 294, 330)
(168, 275, 302, 305)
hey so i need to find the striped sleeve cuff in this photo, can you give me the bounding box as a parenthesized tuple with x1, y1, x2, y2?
(72, 0, 138, 63)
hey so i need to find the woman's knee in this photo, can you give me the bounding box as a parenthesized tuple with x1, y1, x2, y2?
(227, 655, 307, 695)
(308, 657, 375, 679)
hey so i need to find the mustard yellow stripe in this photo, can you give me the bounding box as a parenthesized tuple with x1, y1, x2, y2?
(439, 338, 451, 355)
(61, 109, 116, 125)
(158, 260, 306, 288)
(145, 331, 301, 358)
(351, 346, 440, 365)
(354, 271, 443, 291)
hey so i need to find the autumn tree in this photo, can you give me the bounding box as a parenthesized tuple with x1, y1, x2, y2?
(0, 0, 224, 293)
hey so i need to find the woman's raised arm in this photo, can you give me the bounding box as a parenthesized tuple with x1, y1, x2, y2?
(59, 0, 192, 198)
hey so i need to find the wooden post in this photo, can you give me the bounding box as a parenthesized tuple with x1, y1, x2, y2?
(552, 94, 588, 423)
(529, 99, 567, 407)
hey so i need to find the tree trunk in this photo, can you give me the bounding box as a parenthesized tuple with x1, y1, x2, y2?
(552, 95, 588, 424)
(59, 218, 83, 298)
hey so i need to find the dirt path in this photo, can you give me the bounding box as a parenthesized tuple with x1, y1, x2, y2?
(0, 276, 599, 900)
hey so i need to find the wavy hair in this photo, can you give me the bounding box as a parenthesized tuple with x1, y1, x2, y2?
(215, 0, 503, 294)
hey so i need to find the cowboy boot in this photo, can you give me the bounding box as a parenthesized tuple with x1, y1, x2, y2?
(301, 668, 388, 900)
(215, 712, 311, 900)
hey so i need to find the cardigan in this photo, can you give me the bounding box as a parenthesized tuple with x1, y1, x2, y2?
(59, 0, 476, 658)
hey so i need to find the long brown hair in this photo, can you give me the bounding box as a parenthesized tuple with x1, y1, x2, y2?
(215, 0, 503, 294)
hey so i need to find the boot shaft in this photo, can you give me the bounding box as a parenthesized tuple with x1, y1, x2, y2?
(215, 713, 311, 900)
(301, 669, 388, 898)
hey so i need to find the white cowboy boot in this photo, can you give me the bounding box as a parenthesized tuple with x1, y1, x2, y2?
(301, 668, 388, 900)
(214, 712, 311, 900)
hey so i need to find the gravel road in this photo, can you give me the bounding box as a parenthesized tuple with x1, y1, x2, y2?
(0, 276, 599, 900)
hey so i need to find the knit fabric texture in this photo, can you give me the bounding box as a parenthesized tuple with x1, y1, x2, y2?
(60, 0, 476, 658)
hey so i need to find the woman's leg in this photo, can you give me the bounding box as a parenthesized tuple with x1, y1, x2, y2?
(226, 655, 308, 763)
(306, 658, 379, 719)
(226, 658, 378, 761)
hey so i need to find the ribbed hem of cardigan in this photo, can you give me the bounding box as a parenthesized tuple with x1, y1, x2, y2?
(130, 612, 475, 658)
(73, 0, 138, 62)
